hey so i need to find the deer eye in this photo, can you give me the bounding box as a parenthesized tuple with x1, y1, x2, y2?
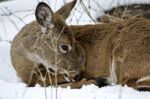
(59, 43, 72, 53)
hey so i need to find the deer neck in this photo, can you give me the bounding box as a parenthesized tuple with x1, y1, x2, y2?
(70, 23, 124, 78)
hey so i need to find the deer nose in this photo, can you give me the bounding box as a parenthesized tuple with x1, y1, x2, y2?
(74, 74, 82, 81)
(69, 71, 82, 81)
(63, 71, 82, 82)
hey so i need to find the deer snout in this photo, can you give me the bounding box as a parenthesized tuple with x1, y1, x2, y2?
(63, 71, 82, 82)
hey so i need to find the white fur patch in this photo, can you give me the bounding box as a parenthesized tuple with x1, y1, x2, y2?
(107, 57, 117, 85)
(27, 53, 42, 64)
(27, 53, 53, 70)
(42, 27, 47, 34)
(63, 76, 71, 82)
(137, 76, 150, 83)
(27, 53, 69, 76)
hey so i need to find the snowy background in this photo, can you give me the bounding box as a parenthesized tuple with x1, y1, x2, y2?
(0, 0, 150, 99)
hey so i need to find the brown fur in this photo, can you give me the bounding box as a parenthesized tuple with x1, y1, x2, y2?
(11, 0, 85, 86)
(11, 0, 150, 89)
(71, 18, 150, 89)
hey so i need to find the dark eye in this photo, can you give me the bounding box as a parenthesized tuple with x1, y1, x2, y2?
(59, 43, 72, 53)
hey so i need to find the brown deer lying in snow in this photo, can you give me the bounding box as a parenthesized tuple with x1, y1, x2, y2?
(11, 0, 150, 90)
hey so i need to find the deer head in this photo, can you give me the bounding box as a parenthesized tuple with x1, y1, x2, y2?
(31, 0, 85, 82)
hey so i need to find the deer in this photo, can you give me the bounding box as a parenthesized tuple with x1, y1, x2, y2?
(10, 0, 150, 90)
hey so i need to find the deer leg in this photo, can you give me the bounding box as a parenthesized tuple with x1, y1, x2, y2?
(136, 76, 150, 91)
(59, 79, 96, 88)
(58, 76, 108, 88)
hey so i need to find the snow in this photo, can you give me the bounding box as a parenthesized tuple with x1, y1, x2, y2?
(0, 0, 150, 99)
(0, 42, 20, 82)
(0, 78, 150, 99)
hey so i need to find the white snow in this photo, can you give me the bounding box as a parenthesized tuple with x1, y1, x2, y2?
(0, 0, 150, 99)
(0, 41, 20, 82)
(0, 78, 150, 99)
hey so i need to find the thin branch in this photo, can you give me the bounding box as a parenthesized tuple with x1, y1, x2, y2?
(80, 0, 96, 23)
(0, 8, 19, 31)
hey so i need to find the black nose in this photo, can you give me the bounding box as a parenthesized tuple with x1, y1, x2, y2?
(74, 72, 83, 81)
(74, 74, 81, 81)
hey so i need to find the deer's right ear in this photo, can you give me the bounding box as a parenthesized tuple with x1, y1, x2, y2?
(35, 2, 54, 29)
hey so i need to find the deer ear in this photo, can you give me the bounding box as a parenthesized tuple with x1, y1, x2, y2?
(56, 0, 77, 20)
(35, 2, 54, 29)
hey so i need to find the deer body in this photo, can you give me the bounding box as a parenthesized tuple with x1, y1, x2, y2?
(72, 18, 150, 88)
(11, 0, 150, 89)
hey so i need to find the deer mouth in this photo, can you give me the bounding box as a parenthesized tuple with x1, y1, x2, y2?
(56, 74, 83, 85)
(46, 64, 84, 85)
(63, 71, 83, 82)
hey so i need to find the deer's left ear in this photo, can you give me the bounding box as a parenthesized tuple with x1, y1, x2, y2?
(56, 0, 77, 20)
(35, 2, 54, 29)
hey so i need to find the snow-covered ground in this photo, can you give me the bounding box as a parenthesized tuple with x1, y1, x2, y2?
(0, 0, 150, 99)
